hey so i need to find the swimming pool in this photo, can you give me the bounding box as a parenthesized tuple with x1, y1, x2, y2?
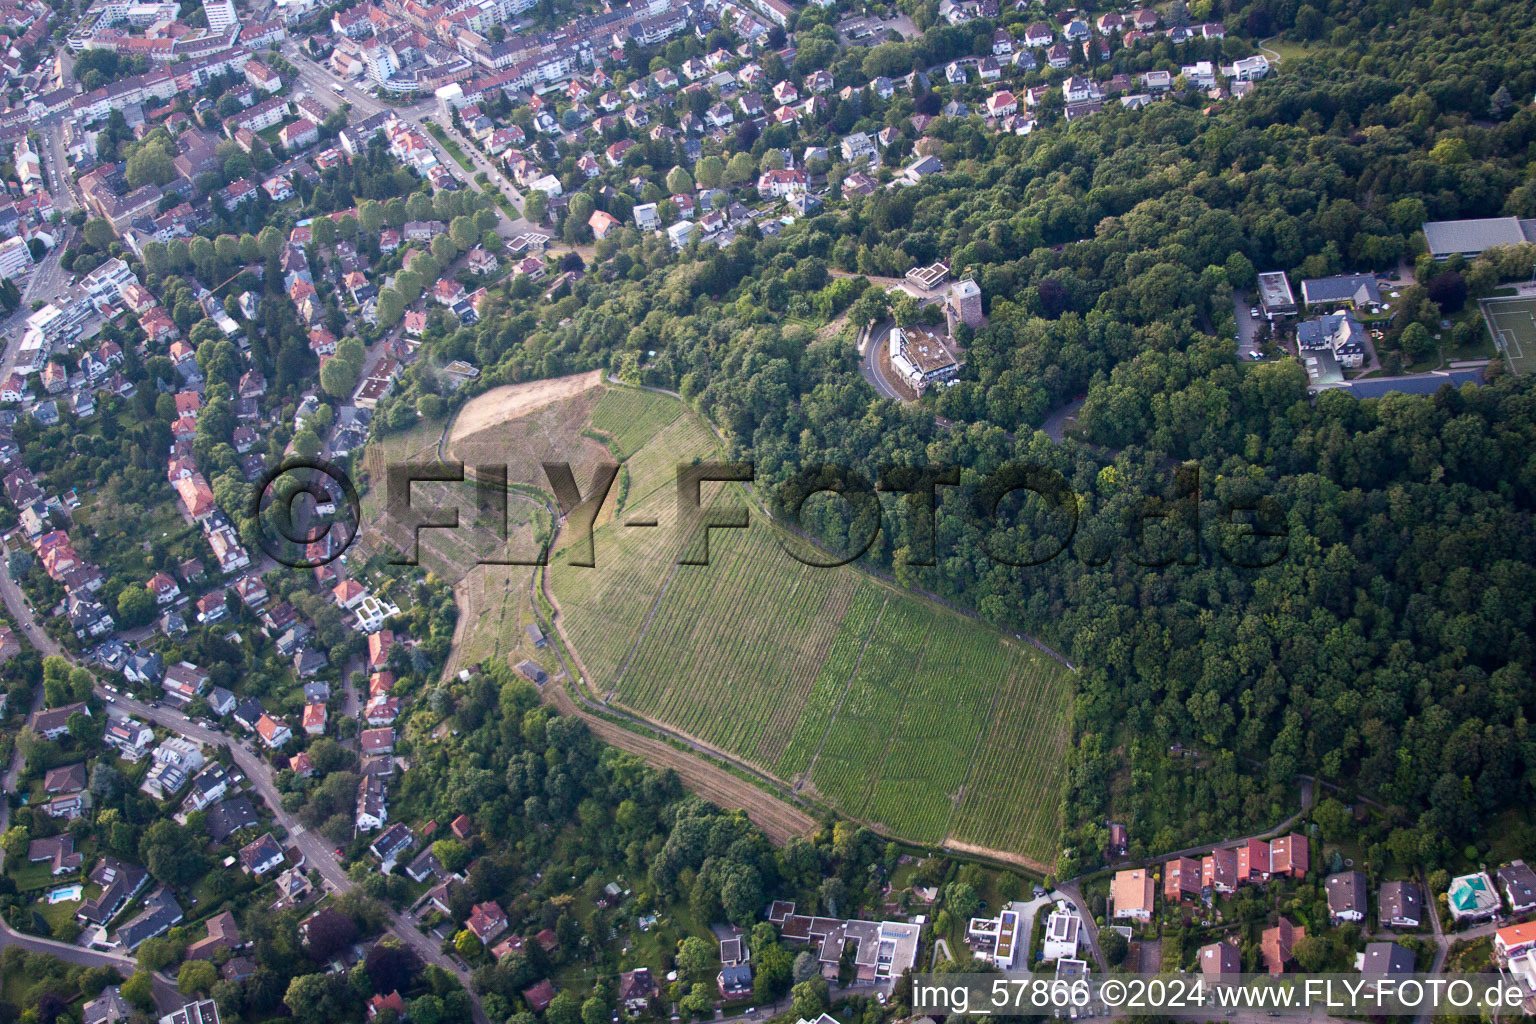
(46, 884, 82, 904)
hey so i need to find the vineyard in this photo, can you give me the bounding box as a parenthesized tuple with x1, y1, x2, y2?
(587, 387, 685, 458)
(545, 387, 1076, 865)
(362, 383, 1074, 863)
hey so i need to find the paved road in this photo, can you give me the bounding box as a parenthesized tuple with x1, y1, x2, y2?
(860, 322, 905, 400)
(0, 922, 185, 1013)
(0, 924, 137, 972)
(39, 116, 79, 214)
(1233, 289, 1262, 359)
(113, 690, 485, 1019)
(280, 46, 542, 241)
(1041, 396, 1084, 443)
(0, 542, 489, 1024)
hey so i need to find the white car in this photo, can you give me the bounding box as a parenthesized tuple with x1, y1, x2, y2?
(1249, 306, 1260, 318)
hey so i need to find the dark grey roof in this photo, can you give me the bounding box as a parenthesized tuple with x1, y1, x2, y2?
(78, 857, 148, 925)
(1326, 870, 1367, 916)
(1343, 369, 1486, 399)
(1498, 861, 1536, 908)
(1298, 311, 1366, 353)
(205, 795, 259, 842)
(114, 888, 183, 949)
(1300, 274, 1382, 307)
(1360, 942, 1414, 976)
(1421, 216, 1532, 257)
(233, 698, 265, 727)
(190, 763, 229, 795)
(1378, 880, 1422, 925)
(370, 822, 413, 859)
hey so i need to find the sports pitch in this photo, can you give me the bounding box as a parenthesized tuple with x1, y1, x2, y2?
(1481, 295, 1536, 374)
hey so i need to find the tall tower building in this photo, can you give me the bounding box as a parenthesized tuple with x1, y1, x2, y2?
(204, 0, 238, 33)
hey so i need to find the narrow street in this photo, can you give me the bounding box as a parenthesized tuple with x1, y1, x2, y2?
(0, 543, 490, 1024)
(279, 44, 543, 244)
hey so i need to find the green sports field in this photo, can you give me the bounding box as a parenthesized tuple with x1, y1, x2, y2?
(1481, 295, 1536, 375)
(548, 387, 1075, 867)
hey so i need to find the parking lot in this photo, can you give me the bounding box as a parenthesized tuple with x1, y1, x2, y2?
(1233, 289, 1267, 359)
(836, 12, 916, 43)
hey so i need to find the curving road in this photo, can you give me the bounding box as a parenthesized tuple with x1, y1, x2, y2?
(860, 323, 905, 401)
(0, 543, 489, 1024)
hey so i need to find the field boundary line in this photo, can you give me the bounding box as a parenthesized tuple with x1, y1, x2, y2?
(608, 552, 684, 701)
(854, 614, 936, 827)
(794, 592, 889, 794)
(1480, 295, 1536, 374)
(941, 643, 1017, 841)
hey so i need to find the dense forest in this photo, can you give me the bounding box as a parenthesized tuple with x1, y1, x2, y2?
(373, 0, 1536, 875)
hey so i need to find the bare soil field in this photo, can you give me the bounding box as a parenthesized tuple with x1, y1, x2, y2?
(447, 385, 611, 501)
(447, 370, 604, 445)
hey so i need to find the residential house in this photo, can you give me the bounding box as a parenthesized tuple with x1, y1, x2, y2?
(356, 775, 387, 831)
(467, 901, 509, 944)
(1261, 918, 1304, 975)
(1269, 833, 1309, 878)
(1502, 862, 1536, 914)
(1496, 922, 1536, 962)
(29, 703, 89, 741)
(618, 969, 655, 1014)
(1448, 872, 1501, 922)
(1359, 942, 1414, 976)
(1379, 880, 1422, 929)
(369, 822, 413, 867)
(238, 833, 285, 875)
(1238, 838, 1270, 884)
(1165, 856, 1200, 902)
(1325, 871, 1367, 923)
(1202, 847, 1238, 895)
(1111, 868, 1154, 921)
(1199, 941, 1240, 976)
(718, 965, 753, 998)
(256, 713, 292, 749)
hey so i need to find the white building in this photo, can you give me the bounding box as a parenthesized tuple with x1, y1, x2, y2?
(1040, 907, 1081, 962)
(633, 202, 661, 231)
(1224, 55, 1270, 80)
(888, 325, 960, 392)
(353, 594, 400, 633)
(966, 908, 1020, 970)
(1180, 61, 1217, 89)
(667, 220, 695, 249)
(0, 236, 34, 281)
(203, 0, 237, 32)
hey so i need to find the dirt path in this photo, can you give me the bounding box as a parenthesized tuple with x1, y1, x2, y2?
(447, 370, 603, 445)
(541, 682, 817, 844)
(942, 838, 1053, 875)
(534, 561, 818, 843)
